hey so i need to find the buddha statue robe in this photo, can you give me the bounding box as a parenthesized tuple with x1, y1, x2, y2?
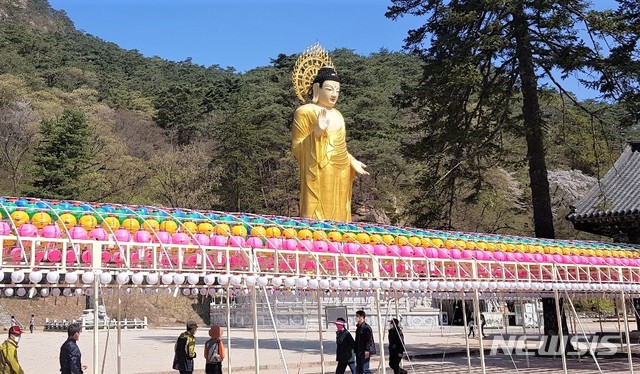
(292, 104, 355, 222)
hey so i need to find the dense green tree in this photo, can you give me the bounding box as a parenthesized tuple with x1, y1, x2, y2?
(29, 109, 93, 199)
(386, 0, 615, 340)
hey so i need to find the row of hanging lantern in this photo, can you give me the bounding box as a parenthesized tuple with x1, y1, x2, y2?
(2, 270, 638, 295)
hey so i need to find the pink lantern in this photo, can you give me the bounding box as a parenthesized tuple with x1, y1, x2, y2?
(312, 240, 328, 252)
(512, 252, 525, 262)
(297, 239, 313, 251)
(388, 245, 400, 256)
(81, 250, 91, 263)
(399, 246, 413, 257)
(373, 244, 387, 256)
(461, 249, 473, 259)
(187, 255, 198, 267)
(102, 251, 111, 263)
(229, 235, 245, 248)
(114, 228, 132, 242)
(424, 247, 438, 258)
(265, 237, 282, 249)
(134, 230, 152, 243)
(283, 238, 297, 251)
(18, 223, 38, 237)
(69, 226, 88, 240)
(0, 221, 10, 235)
(47, 249, 62, 262)
(89, 227, 108, 241)
(154, 230, 172, 244)
(450, 248, 461, 259)
(10, 247, 23, 262)
(246, 236, 262, 249)
(171, 232, 190, 245)
(327, 241, 341, 253)
(41, 224, 61, 238)
(344, 242, 359, 255)
(437, 248, 450, 259)
(66, 250, 77, 264)
(212, 235, 228, 247)
(193, 233, 210, 246)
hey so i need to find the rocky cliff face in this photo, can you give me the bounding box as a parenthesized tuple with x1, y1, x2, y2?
(0, 0, 75, 32)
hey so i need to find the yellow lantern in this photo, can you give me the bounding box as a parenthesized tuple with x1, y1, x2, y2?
(214, 223, 231, 236)
(101, 216, 120, 231)
(160, 220, 178, 234)
(197, 222, 215, 236)
(343, 232, 357, 243)
(297, 229, 312, 240)
(265, 226, 282, 238)
(395, 236, 410, 245)
(370, 234, 384, 244)
(78, 214, 97, 231)
(182, 221, 197, 234)
(143, 219, 160, 233)
(57, 213, 77, 230)
(356, 232, 370, 244)
(283, 228, 297, 239)
(250, 226, 267, 238)
(431, 238, 444, 248)
(312, 230, 327, 241)
(31, 211, 52, 229)
(10, 210, 30, 227)
(382, 234, 395, 245)
(122, 217, 141, 234)
(327, 231, 342, 242)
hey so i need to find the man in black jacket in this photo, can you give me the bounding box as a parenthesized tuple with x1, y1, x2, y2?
(334, 318, 356, 374)
(60, 323, 87, 374)
(354, 310, 375, 374)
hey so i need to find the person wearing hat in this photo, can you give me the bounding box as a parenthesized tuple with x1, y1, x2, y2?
(334, 318, 356, 374)
(204, 325, 225, 374)
(0, 326, 24, 374)
(173, 321, 198, 374)
(387, 318, 407, 374)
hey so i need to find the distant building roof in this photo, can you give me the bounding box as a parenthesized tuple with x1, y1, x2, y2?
(567, 141, 640, 241)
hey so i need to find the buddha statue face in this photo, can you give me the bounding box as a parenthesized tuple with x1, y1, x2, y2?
(315, 80, 340, 109)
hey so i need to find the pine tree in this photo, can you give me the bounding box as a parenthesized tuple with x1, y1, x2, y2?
(29, 109, 93, 199)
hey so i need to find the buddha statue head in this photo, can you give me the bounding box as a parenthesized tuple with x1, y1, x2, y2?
(311, 66, 341, 108)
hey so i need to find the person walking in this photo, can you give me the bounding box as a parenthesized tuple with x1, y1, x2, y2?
(0, 326, 24, 374)
(28, 316, 34, 334)
(388, 318, 407, 374)
(204, 325, 225, 374)
(354, 310, 375, 374)
(334, 318, 356, 374)
(467, 312, 475, 338)
(173, 321, 198, 374)
(60, 323, 87, 374)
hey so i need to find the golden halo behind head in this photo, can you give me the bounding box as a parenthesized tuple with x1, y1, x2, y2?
(292, 43, 334, 103)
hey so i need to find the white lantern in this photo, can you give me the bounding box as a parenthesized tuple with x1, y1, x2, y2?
(371, 280, 381, 289)
(257, 276, 269, 287)
(187, 273, 199, 285)
(16, 288, 26, 297)
(29, 271, 43, 284)
(361, 280, 371, 289)
(199, 288, 207, 296)
(284, 277, 297, 288)
(340, 280, 350, 289)
(218, 274, 229, 286)
(411, 281, 420, 290)
(381, 280, 391, 290)
(319, 279, 330, 289)
(117, 272, 130, 285)
(271, 277, 282, 287)
(392, 280, 402, 290)
(40, 288, 49, 297)
(11, 271, 24, 284)
(4, 288, 14, 297)
(65, 272, 78, 284)
(74, 288, 83, 296)
(297, 277, 308, 288)
(454, 281, 464, 291)
(230, 275, 242, 286)
(182, 288, 190, 296)
(208, 289, 216, 296)
(245, 275, 257, 287)
(147, 273, 159, 285)
(162, 273, 174, 285)
(132, 273, 144, 285)
(217, 288, 225, 295)
(351, 280, 362, 289)
(330, 279, 341, 289)
(191, 288, 198, 296)
(100, 273, 112, 284)
(62, 288, 72, 296)
(203, 274, 216, 286)
(46, 271, 60, 284)
(308, 278, 319, 289)
(81, 272, 95, 284)
(51, 288, 61, 296)
(174, 274, 186, 285)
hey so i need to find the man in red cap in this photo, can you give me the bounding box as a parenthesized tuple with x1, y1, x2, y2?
(0, 326, 24, 374)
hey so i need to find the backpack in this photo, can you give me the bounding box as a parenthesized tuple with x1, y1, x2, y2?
(206, 339, 222, 363)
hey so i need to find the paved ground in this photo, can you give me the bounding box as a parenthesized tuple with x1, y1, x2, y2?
(14, 320, 640, 373)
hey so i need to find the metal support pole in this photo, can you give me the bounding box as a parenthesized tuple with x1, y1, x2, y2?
(92, 242, 100, 374)
(316, 290, 325, 374)
(461, 292, 471, 373)
(473, 290, 486, 374)
(375, 289, 386, 374)
(252, 286, 260, 374)
(117, 285, 122, 374)
(617, 297, 624, 353)
(226, 285, 232, 374)
(553, 290, 568, 374)
(519, 297, 529, 368)
(621, 291, 635, 374)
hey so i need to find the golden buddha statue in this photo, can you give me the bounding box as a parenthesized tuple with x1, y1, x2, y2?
(291, 50, 369, 222)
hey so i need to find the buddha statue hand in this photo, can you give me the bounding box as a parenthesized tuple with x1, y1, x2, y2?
(351, 158, 369, 175)
(314, 108, 330, 137)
